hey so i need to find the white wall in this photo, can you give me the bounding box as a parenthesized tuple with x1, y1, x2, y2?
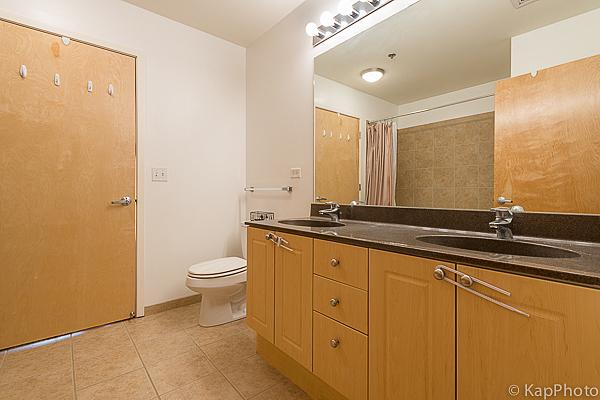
(395, 81, 496, 129)
(511, 8, 600, 77)
(314, 75, 398, 201)
(246, 0, 339, 219)
(0, 0, 246, 308)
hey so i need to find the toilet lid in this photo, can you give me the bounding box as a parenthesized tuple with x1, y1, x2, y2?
(188, 257, 247, 278)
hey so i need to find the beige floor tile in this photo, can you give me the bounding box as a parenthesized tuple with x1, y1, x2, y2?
(250, 380, 310, 400)
(0, 365, 74, 400)
(73, 326, 131, 361)
(146, 348, 216, 395)
(77, 368, 156, 400)
(185, 320, 247, 347)
(136, 330, 199, 367)
(160, 371, 242, 400)
(222, 355, 285, 399)
(126, 306, 199, 343)
(0, 350, 5, 369)
(72, 322, 125, 344)
(0, 343, 72, 385)
(74, 340, 143, 389)
(200, 332, 256, 371)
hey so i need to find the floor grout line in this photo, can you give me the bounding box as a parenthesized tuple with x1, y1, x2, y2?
(123, 324, 161, 399)
(69, 334, 78, 400)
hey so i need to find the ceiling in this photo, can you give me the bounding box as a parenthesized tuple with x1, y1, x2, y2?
(121, 0, 307, 47)
(315, 0, 600, 105)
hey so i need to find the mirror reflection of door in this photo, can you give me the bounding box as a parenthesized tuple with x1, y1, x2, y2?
(315, 107, 360, 204)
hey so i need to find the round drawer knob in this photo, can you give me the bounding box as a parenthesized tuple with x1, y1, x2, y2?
(329, 298, 340, 307)
(330, 338, 340, 348)
(330, 258, 340, 267)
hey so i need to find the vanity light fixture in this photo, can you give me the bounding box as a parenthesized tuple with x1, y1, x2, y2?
(361, 68, 385, 83)
(306, 0, 391, 46)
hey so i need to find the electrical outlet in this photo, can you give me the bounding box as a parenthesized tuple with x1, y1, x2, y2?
(290, 168, 302, 179)
(152, 168, 168, 182)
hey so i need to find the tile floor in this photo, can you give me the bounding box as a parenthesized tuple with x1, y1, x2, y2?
(0, 303, 310, 400)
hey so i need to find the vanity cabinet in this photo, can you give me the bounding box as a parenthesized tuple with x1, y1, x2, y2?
(369, 250, 456, 400)
(247, 227, 275, 342)
(246, 228, 313, 370)
(456, 265, 600, 399)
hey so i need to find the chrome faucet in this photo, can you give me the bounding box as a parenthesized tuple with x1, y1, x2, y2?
(319, 202, 341, 222)
(489, 203, 525, 240)
(489, 207, 515, 240)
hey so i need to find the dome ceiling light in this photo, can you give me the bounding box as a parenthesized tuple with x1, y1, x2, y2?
(361, 68, 385, 83)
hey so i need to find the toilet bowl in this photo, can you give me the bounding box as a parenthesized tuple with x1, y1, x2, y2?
(186, 226, 248, 327)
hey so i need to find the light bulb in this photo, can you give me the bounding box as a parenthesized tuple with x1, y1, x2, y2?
(320, 11, 335, 27)
(305, 22, 319, 37)
(361, 68, 385, 83)
(338, 0, 355, 16)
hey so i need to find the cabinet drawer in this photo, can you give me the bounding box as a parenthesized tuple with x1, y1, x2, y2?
(313, 312, 368, 400)
(314, 239, 368, 290)
(313, 275, 368, 334)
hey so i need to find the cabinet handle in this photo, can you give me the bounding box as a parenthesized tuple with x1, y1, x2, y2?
(434, 264, 511, 297)
(329, 338, 340, 348)
(265, 232, 278, 245)
(330, 258, 340, 267)
(329, 298, 340, 307)
(433, 268, 529, 318)
(277, 236, 295, 253)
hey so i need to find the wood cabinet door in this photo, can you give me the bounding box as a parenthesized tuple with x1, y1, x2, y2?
(457, 265, 600, 399)
(274, 232, 313, 370)
(369, 250, 455, 400)
(247, 228, 275, 342)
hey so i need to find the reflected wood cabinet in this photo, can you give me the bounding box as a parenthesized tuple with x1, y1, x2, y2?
(247, 228, 600, 400)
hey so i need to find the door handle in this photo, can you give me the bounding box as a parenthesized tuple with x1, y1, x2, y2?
(111, 196, 132, 206)
(433, 267, 529, 318)
(276, 236, 295, 253)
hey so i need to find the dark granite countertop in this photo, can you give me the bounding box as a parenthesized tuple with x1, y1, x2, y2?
(246, 217, 600, 289)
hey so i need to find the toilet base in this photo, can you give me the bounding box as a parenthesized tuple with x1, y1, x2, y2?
(197, 284, 247, 327)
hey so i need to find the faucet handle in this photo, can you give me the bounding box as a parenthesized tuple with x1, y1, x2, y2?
(497, 196, 513, 205)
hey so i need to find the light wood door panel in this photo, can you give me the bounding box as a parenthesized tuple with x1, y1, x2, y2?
(274, 232, 313, 370)
(315, 107, 360, 204)
(369, 250, 455, 400)
(247, 227, 275, 342)
(313, 312, 368, 400)
(495, 54, 600, 213)
(457, 265, 600, 399)
(0, 20, 136, 349)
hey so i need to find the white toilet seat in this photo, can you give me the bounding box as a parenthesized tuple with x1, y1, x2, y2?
(187, 257, 247, 288)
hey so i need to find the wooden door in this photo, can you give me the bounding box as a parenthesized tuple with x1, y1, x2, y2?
(274, 232, 313, 370)
(495, 54, 600, 213)
(314, 107, 360, 204)
(457, 265, 600, 399)
(0, 20, 136, 349)
(369, 250, 455, 400)
(246, 227, 275, 342)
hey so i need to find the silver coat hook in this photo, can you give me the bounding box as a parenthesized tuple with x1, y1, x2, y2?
(87, 80, 93, 93)
(19, 65, 27, 78)
(54, 73, 61, 86)
(108, 84, 114, 96)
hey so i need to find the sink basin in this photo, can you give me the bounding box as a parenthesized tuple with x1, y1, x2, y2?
(279, 219, 345, 228)
(416, 235, 580, 259)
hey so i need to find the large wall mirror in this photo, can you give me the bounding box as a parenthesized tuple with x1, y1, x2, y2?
(313, 0, 600, 214)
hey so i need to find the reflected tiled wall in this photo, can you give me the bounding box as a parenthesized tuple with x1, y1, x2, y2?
(396, 112, 494, 209)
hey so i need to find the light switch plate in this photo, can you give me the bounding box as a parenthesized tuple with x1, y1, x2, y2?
(290, 168, 302, 179)
(152, 168, 168, 182)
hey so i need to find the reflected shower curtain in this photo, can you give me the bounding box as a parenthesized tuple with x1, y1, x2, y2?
(365, 121, 395, 206)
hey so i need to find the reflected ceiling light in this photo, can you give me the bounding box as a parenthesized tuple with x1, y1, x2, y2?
(361, 68, 385, 83)
(305, 22, 320, 37)
(320, 11, 336, 27)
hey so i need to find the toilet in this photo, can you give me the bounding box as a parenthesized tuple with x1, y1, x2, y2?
(186, 227, 248, 327)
